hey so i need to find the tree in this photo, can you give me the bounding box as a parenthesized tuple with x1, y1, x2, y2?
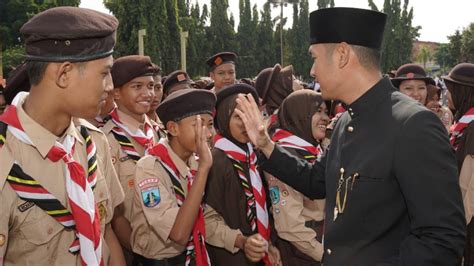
(317, 0, 335, 9)
(236, 0, 257, 78)
(434, 43, 455, 71)
(417, 45, 431, 69)
(209, 0, 236, 55)
(461, 23, 474, 62)
(255, 2, 276, 75)
(286, 0, 311, 79)
(368, 0, 420, 72)
(163, 0, 182, 72)
(447, 30, 462, 65)
(1, 0, 80, 76)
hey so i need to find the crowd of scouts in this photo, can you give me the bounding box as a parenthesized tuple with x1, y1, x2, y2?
(0, 5, 474, 266)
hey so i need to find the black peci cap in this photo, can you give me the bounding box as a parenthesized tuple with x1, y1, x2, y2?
(310, 7, 387, 49)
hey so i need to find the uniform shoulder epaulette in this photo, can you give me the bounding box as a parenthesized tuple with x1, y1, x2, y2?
(139, 155, 160, 173)
(74, 118, 102, 133)
(100, 119, 115, 135)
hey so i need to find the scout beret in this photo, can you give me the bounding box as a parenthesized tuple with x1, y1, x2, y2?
(20, 7, 118, 62)
(206, 52, 237, 70)
(391, 63, 435, 88)
(310, 7, 387, 49)
(111, 55, 159, 88)
(162, 70, 192, 96)
(3, 63, 30, 105)
(216, 83, 259, 111)
(443, 63, 474, 87)
(157, 89, 216, 126)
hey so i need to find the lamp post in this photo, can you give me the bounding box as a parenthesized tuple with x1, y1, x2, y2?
(180, 30, 189, 72)
(138, 29, 147, 56)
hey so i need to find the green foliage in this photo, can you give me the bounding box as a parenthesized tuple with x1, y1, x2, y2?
(368, 0, 419, 72)
(417, 45, 431, 69)
(236, 0, 257, 78)
(447, 30, 462, 65)
(287, 0, 311, 79)
(434, 44, 455, 71)
(2, 45, 25, 77)
(461, 23, 474, 62)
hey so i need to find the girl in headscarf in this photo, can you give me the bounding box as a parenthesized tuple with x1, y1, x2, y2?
(204, 84, 281, 266)
(266, 90, 329, 265)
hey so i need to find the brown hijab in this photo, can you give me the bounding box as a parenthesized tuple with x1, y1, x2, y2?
(273, 90, 325, 146)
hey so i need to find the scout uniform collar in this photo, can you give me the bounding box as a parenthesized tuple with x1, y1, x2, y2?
(159, 138, 198, 178)
(8, 92, 83, 157)
(345, 77, 392, 119)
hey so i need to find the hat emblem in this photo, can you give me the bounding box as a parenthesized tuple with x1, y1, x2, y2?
(406, 72, 415, 78)
(214, 57, 223, 66)
(177, 74, 186, 82)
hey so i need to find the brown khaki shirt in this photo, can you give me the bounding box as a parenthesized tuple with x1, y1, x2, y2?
(265, 172, 325, 261)
(0, 100, 124, 265)
(101, 109, 159, 224)
(130, 139, 193, 259)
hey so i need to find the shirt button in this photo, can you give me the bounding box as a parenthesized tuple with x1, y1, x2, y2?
(347, 126, 354, 132)
(0, 234, 5, 246)
(47, 227, 53, 235)
(326, 248, 332, 255)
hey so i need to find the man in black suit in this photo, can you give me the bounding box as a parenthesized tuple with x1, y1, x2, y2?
(235, 7, 466, 266)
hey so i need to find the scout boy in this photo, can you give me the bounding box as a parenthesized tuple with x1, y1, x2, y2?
(101, 55, 160, 255)
(206, 52, 237, 93)
(0, 7, 125, 265)
(129, 89, 215, 265)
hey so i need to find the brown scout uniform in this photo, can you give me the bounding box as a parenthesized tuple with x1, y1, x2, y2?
(101, 109, 160, 225)
(0, 100, 124, 265)
(130, 139, 203, 259)
(204, 148, 265, 266)
(265, 147, 325, 265)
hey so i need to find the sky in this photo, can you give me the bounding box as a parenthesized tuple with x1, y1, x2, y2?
(80, 0, 474, 43)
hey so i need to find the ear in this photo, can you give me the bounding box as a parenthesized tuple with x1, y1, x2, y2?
(336, 42, 351, 69)
(209, 71, 215, 80)
(113, 87, 121, 101)
(166, 121, 179, 137)
(55, 62, 74, 89)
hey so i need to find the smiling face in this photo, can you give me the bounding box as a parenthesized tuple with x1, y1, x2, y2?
(398, 79, 428, 104)
(114, 75, 155, 121)
(311, 102, 330, 141)
(308, 44, 342, 100)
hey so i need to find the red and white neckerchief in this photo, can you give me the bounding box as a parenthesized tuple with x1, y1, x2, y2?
(272, 128, 323, 163)
(214, 135, 271, 265)
(148, 140, 210, 266)
(450, 107, 474, 150)
(110, 108, 154, 149)
(0, 97, 103, 266)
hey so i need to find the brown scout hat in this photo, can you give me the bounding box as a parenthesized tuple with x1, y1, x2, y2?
(157, 89, 216, 126)
(443, 63, 474, 87)
(3, 63, 30, 105)
(111, 55, 159, 88)
(255, 64, 294, 109)
(391, 63, 435, 88)
(206, 52, 237, 70)
(20, 7, 118, 62)
(162, 70, 192, 96)
(215, 83, 259, 132)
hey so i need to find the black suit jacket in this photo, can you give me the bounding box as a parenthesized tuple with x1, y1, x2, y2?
(260, 77, 466, 266)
